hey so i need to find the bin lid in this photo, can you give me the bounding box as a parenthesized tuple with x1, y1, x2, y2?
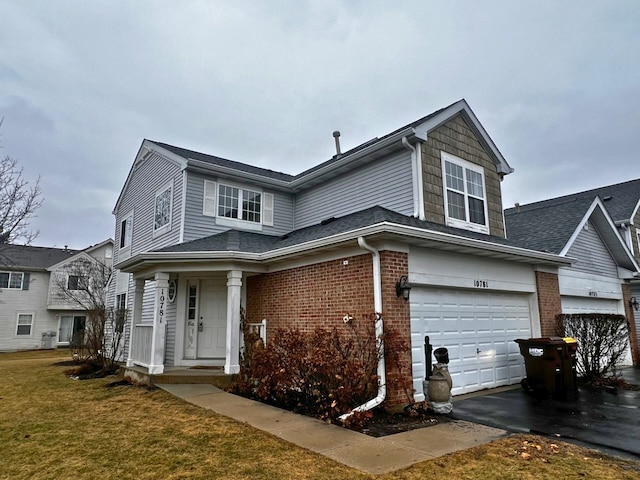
(563, 337, 577, 344)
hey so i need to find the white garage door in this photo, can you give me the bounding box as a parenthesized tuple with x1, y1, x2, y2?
(411, 287, 532, 398)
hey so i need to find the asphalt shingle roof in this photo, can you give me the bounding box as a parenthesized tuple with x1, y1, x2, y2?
(504, 177, 640, 254)
(0, 244, 79, 270)
(151, 103, 453, 184)
(505, 178, 640, 223)
(156, 206, 517, 255)
(504, 196, 596, 254)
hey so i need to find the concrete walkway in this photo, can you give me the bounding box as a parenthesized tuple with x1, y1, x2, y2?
(157, 384, 507, 475)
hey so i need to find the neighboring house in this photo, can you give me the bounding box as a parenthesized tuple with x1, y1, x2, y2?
(111, 99, 576, 406)
(0, 239, 114, 351)
(505, 180, 640, 364)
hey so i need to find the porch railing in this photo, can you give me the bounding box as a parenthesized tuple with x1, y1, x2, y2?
(247, 319, 267, 344)
(130, 324, 153, 367)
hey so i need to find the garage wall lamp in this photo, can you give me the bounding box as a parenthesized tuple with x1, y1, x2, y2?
(630, 297, 639, 311)
(395, 275, 412, 301)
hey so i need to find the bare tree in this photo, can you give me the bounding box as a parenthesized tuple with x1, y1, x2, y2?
(53, 255, 125, 373)
(0, 119, 43, 246)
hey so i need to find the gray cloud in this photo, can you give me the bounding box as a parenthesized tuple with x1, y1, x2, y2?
(1, 1, 639, 248)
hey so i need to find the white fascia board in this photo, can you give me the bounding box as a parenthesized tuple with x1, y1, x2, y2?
(559, 198, 600, 257)
(112, 140, 188, 214)
(561, 197, 640, 272)
(631, 198, 640, 226)
(417, 99, 513, 176)
(83, 239, 114, 254)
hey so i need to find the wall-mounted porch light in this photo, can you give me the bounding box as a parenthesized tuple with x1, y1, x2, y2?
(396, 275, 412, 301)
(630, 297, 639, 311)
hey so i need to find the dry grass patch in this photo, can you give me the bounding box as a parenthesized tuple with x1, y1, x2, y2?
(2, 350, 640, 480)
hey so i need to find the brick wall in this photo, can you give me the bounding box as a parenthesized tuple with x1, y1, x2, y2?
(535, 271, 562, 336)
(622, 283, 640, 365)
(246, 250, 413, 408)
(421, 114, 506, 238)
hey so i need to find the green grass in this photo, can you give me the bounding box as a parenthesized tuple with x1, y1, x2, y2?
(1, 350, 639, 479)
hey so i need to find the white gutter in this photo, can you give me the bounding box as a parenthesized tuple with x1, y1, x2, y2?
(338, 237, 386, 421)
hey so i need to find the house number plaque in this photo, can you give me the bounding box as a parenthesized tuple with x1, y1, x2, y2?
(157, 288, 165, 323)
(473, 280, 489, 289)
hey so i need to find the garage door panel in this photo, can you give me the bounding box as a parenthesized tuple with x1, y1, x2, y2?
(412, 287, 531, 398)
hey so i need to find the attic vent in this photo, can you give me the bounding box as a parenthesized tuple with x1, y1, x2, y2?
(603, 195, 612, 201)
(320, 217, 336, 226)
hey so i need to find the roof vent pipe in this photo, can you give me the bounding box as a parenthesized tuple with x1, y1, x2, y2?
(515, 203, 520, 212)
(333, 130, 341, 156)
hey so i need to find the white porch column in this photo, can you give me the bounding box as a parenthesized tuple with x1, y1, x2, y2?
(225, 270, 242, 374)
(126, 278, 145, 367)
(149, 272, 170, 374)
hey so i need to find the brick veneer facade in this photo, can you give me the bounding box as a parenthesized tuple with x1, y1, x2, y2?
(535, 271, 562, 336)
(246, 250, 413, 409)
(622, 283, 640, 365)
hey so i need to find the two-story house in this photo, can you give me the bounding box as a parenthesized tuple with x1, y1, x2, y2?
(0, 239, 113, 351)
(111, 99, 573, 407)
(504, 180, 640, 364)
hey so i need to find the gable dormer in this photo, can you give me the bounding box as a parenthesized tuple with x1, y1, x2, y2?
(420, 112, 508, 238)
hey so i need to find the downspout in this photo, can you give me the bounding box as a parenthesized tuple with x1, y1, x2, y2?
(338, 236, 386, 421)
(402, 137, 425, 220)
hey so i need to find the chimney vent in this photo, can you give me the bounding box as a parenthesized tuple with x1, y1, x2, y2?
(515, 203, 520, 212)
(333, 130, 341, 157)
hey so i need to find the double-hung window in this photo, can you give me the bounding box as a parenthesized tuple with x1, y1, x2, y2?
(67, 275, 87, 291)
(203, 180, 274, 229)
(16, 313, 34, 336)
(0, 272, 24, 289)
(442, 152, 489, 234)
(120, 212, 133, 249)
(154, 182, 172, 236)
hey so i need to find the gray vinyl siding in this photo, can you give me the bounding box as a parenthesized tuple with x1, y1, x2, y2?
(182, 171, 294, 242)
(632, 283, 640, 354)
(113, 153, 184, 266)
(141, 280, 156, 323)
(294, 150, 414, 229)
(566, 223, 618, 277)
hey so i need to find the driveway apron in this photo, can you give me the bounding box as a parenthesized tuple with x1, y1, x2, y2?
(452, 368, 640, 458)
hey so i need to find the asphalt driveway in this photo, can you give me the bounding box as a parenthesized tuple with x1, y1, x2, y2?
(451, 367, 640, 458)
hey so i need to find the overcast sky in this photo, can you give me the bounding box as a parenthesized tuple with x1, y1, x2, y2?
(1, 1, 639, 249)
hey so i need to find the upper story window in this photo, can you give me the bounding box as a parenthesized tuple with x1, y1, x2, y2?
(441, 152, 489, 234)
(0, 272, 24, 289)
(154, 182, 173, 237)
(120, 212, 133, 249)
(203, 180, 274, 230)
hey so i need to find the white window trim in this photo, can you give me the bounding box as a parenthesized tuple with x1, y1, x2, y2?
(153, 181, 173, 238)
(15, 312, 35, 337)
(0, 271, 24, 289)
(441, 151, 490, 234)
(119, 210, 134, 256)
(202, 180, 274, 229)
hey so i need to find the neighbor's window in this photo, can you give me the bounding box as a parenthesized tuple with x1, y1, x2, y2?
(0, 272, 24, 289)
(154, 184, 172, 234)
(16, 313, 34, 336)
(442, 152, 489, 233)
(115, 293, 127, 333)
(218, 184, 261, 223)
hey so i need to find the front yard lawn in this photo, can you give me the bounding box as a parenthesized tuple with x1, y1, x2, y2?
(1, 350, 639, 479)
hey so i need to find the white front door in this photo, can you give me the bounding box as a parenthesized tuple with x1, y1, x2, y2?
(197, 280, 227, 358)
(411, 287, 532, 398)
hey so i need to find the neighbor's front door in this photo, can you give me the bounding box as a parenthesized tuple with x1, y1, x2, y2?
(197, 279, 227, 358)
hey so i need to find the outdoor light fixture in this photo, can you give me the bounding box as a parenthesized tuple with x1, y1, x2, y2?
(630, 297, 639, 311)
(396, 275, 412, 301)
